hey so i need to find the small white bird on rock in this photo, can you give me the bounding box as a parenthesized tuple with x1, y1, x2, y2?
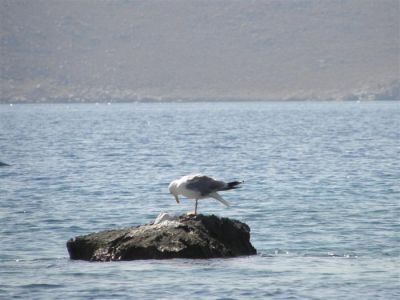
(168, 174, 243, 215)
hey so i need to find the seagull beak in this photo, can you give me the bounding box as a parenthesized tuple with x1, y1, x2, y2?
(174, 195, 180, 203)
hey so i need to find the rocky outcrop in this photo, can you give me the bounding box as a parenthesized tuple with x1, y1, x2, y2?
(66, 214, 256, 261)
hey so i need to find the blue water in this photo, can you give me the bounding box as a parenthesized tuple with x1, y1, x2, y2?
(0, 101, 399, 299)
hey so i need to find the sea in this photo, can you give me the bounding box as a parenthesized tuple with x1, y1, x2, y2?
(0, 101, 399, 299)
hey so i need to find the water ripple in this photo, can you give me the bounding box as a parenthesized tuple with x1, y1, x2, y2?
(0, 102, 399, 299)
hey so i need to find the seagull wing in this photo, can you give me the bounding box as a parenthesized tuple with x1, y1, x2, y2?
(185, 175, 226, 196)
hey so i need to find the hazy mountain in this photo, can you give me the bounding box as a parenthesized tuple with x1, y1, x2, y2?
(1, 0, 399, 102)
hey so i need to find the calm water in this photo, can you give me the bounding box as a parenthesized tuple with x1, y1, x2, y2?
(0, 101, 399, 299)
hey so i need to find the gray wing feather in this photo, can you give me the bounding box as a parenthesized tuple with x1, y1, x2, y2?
(185, 175, 226, 196)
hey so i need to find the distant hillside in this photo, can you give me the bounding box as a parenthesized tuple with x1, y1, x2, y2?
(1, 0, 399, 102)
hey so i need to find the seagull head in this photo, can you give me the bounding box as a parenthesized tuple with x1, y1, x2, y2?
(168, 180, 180, 203)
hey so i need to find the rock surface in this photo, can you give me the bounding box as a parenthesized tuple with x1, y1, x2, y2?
(66, 214, 257, 261)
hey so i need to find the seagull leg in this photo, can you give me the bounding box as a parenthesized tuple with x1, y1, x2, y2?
(187, 199, 198, 216)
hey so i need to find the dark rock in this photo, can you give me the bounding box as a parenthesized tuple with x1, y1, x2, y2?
(66, 214, 257, 261)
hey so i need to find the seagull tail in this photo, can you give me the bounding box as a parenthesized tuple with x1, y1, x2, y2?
(211, 192, 230, 207)
(223, 181, 243, 190)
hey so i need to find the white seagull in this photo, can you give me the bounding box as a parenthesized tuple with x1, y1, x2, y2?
(168, 174, 243, 215)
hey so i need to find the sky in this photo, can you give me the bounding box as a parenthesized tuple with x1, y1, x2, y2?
(1, 0, 399, 102)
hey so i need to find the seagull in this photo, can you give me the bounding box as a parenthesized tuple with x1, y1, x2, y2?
(168, 174, 243, 215)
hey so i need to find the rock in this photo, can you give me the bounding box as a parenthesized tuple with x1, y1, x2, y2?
(66, 214, 257, 261)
